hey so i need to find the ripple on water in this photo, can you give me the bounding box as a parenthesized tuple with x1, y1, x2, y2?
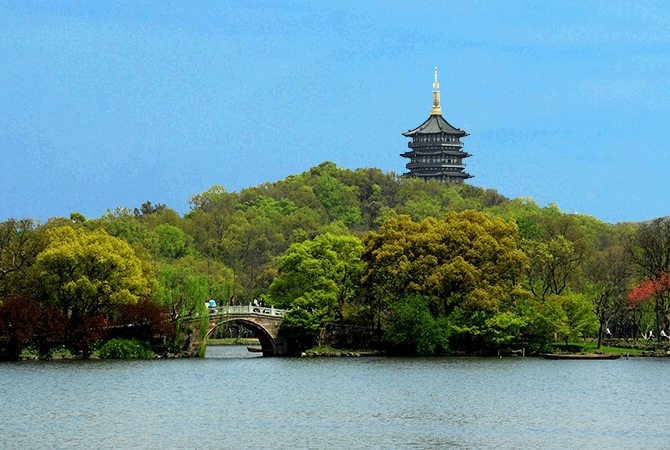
(1, 352, 668, 449)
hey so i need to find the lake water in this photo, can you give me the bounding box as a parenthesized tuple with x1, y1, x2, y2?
(1, 346, 668, 449)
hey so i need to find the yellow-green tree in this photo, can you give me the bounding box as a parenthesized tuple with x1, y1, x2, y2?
(35, 227, 155, 318)
(361, 210, 529, 321)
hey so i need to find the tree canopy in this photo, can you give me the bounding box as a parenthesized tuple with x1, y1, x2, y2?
(271, 233, 364, 319)
(362, 210, 529, 319)
(35, 227, 155, 318)
(0, 161, 663, 357)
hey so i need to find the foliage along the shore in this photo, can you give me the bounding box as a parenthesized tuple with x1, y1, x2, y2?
(0, 161, 667, 358)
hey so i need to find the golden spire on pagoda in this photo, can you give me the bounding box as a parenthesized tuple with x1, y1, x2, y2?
(431, 67, 442, 115)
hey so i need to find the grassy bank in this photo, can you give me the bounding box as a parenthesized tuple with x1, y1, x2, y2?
(302, 345, 383, 357)
(551, 341, 646, 355)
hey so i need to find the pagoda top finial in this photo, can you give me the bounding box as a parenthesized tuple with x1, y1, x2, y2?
(431, 67, 441, 115)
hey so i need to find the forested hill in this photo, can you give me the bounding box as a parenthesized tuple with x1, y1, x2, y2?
(2, 161, 634, 303)
(4, 160, 661, 358)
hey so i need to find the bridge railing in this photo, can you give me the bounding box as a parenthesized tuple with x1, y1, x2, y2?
(207, 304, 288, 317)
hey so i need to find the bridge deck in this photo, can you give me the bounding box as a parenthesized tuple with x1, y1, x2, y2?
(206, 304, 288, 317)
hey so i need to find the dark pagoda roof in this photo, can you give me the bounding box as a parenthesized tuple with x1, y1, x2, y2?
(403, 114, 469, 137)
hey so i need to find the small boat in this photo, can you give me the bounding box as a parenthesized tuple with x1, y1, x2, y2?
(541, 353, 622, 360)
(247, 347, 263, 353)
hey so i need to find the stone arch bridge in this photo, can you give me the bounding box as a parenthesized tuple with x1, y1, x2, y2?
(183, 305, 289, 356)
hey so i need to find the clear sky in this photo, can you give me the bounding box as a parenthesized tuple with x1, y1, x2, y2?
(1, 1, 669, 224)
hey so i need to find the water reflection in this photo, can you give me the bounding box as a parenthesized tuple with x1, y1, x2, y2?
(1, 350, 668, 449)
(205, 344, 263, 359)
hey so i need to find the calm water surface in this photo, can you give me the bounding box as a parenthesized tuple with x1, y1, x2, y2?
(1, 346, 668, 449)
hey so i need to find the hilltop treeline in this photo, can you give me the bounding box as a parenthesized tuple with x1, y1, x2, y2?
(1, 161, 668, 358)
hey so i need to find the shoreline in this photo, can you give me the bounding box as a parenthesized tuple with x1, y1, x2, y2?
(14, 351, 670, 361)
(207, 338, 260, 346)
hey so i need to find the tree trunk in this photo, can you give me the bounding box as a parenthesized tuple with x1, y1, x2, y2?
(597, 323, 603, 349)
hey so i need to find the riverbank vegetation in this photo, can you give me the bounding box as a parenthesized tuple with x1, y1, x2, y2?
(551, 341, 646, 356)
(2, 162, 670, 359)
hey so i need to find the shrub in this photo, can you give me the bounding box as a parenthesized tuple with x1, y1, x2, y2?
(382, 294, 450, 356)
(280, 309, 322, 351)
(98, 338, 154, 359)
(525, 338, 555, 355)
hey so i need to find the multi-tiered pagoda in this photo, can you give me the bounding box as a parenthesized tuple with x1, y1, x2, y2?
(401, 68, 473, 183)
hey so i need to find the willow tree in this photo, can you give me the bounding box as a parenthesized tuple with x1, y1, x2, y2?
(152, 263, 227, 356)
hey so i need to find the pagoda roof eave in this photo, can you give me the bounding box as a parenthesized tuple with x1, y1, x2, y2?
(403, 114, 468, 137)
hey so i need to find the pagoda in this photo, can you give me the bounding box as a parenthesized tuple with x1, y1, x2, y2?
(401, 68, 473, 183)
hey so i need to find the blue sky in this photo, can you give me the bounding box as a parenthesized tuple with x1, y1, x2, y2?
(1, 0, 669, 224)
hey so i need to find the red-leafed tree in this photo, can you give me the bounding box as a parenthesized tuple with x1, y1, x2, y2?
(33, 306, 69, 358)
(627, 273, 670, 307)
(65, 314, 108, 358)
(114, 298, 175, 343)
(0, 296, 39, 360)
(627, 271, 670, 339)
(626, 217, 670, 340)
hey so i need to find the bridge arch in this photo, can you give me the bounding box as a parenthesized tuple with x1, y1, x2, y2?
(182, 306, 289, 356)
(207, 318, 279, 356)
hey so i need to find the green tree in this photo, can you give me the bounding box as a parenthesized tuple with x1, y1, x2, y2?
(270, 233, 364, 320)
(485, 311, 529, 350)
(153, 223, 194, 259)
(527, 296, 569, 342)
(184, 188, 238, 259)
(382, 294, 450, 356)
(524, 214, 590, 300)
(554, 293, 599, 345)
(583, 247, 632, 348)
(395, 177, 444, 221)
(0, 218, 44, 298)
(279, 308, 323, 351)
(222, 212, 285, 299)
(313, 172, 363, 227)
(69, 212, 87, 224)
